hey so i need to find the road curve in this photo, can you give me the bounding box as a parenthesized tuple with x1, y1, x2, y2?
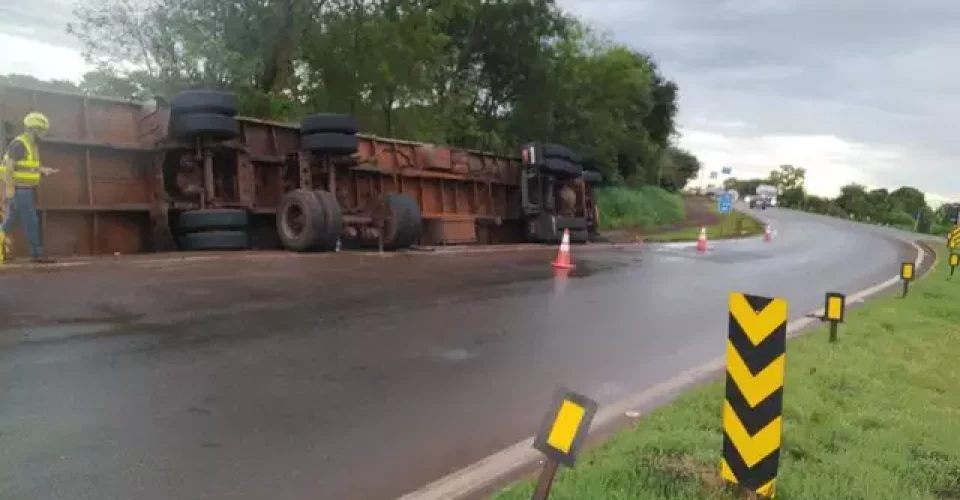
(0, 208, 913, 500)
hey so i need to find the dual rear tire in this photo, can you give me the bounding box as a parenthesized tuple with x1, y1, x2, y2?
(169, 90, 240, 140)
(177, 209, 250, 251)
(276, 189, 423, 251)
(277, 189, 342, 252)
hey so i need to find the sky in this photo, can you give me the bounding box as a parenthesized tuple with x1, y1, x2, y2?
(1, 0, 959, 202)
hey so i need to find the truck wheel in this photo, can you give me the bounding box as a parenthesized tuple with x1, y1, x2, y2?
(179, 231, 249, 251)
(569, 228, 589, 244)
(581, 170, 602, 183)
(373, 193, 422, 250)
(170, 90, 238, 116)
(301, 133, 359, 155)
(171, 113, 239, 140)
(542, 158, 583, 179)
(541, 144, 582, 164)
(301, 113, 359, 135)
(312, 189, 343, 251)
(178, 209, 249, 232)
(277, 189, 328, 251)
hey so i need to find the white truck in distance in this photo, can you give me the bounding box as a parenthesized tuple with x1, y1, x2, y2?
(749, 184, 778, 210)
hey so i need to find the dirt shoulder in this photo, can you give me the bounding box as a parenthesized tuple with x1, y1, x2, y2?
(604, 196, 763, 243)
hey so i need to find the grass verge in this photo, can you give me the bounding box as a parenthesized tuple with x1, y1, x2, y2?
(495, 245, 960, 500)
(643, 211, 765, 242)
(597, 186, 686, 230)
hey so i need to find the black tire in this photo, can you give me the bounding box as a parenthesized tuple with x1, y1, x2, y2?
(569, 228, 589, 244)
(179, 231, 249, 251)
(541, 144, 582, 164)
(301, 113, 359, 135)
(171, 113, 239, 140)
(376, 193, 422, 250)
(301, 133, 359, 155)
(542, 158, 583, 179)
(582, 170, 602, 183)
(398, 194, 423, 248)
(170, 90, 238, 116)
(312, 189, 343, 251)
(277, 189, 329, 252)
(178, 209, 249, 232)
(557, 216, 587, 231)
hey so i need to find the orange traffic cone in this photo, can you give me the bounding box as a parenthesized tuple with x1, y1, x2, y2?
(764, 224, 773, 242)
(552, 229, 576, 270)
(696, 226, 708, 253)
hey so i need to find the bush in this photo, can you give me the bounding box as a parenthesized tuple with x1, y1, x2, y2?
(887, 209, 915, 228)
(827, 205, 847, 218)
(596, 186, 685, 230)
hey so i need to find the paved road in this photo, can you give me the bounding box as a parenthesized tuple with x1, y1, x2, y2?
(0, 208, 914, 500)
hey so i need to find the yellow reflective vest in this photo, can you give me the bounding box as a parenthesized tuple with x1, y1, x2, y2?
(1, 134, 41, 187)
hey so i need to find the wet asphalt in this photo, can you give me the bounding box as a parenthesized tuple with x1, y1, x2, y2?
(0, 208, 914, 500)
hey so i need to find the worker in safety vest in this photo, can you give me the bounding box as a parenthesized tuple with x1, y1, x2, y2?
(0, 112, 59, 264)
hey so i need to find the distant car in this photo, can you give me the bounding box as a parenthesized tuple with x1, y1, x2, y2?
(750, 196, 772, 210)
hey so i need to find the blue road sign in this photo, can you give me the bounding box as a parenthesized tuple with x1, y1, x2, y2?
(718, 193, 733, 214)
(721, 166, 732, 175)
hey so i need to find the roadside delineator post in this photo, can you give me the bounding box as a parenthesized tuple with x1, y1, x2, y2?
(949, 253, 959, 278)
(721, 292, 788, 499)
(531, 387, 598, 500)
(900, 262, 915, 298)
(696, 226, 708, 253)
(824, 292, 846, 343)
(551, 229, 575, 271)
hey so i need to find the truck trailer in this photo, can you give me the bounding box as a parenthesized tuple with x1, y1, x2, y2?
(0, 85, 603, 258)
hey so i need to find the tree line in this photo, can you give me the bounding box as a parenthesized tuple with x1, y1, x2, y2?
(0, 0, 703, 189)
(725, 165, 959, 235)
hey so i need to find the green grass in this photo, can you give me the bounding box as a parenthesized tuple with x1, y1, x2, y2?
(597, 186, 686, 230)
(643, 211, 766, 242)
(496, 246, 960, 500)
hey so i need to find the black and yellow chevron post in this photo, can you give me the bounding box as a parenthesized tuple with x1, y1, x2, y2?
(720, 292, 788, 498)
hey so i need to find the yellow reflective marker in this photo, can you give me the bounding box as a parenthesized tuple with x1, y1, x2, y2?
(951, 253, 960, 267)
(900, 262, 916, 298)
(825, 292, 845, 323)
(533, 387, 598, 467)
(546, 400, 585, 453)
(901, 262, 915, 281)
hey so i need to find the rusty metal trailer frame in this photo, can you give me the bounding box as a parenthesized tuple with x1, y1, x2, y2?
(0, 84, 599, 258)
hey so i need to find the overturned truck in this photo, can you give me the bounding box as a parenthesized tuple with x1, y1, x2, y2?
(0, 86, 602, 258)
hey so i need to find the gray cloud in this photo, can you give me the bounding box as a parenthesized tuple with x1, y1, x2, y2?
(2, 0, 958, 198)
(562, 0, 960, 199)
(0, 1, 76, 47)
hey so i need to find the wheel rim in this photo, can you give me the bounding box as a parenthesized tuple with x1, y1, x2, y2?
(283, 203, 306, 238)
(372, 196, 399, 245)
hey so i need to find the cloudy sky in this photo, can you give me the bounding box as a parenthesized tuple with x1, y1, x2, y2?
(2, 0, 959, 201)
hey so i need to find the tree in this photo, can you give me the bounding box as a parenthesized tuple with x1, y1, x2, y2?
(937, 203, 960, 225)
(768, 165, 805, 209)
(835, 184, 869, 218)
(64, 0, 695, 185)
(888, 186, 927, 218)
(659, 146, 699, 192)
(804, 195, 831, 214)
(865, 188, 891, 222)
